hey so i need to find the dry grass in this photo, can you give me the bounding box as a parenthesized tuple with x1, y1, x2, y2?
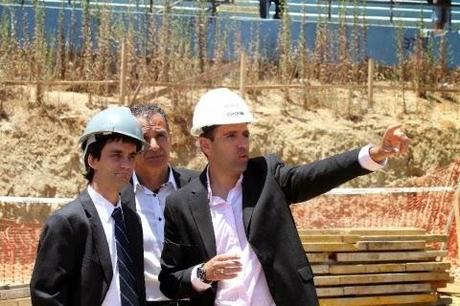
(0, 3, 458, 111)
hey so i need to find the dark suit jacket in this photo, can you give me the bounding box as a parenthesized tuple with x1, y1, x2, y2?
(119, 167, 198, 301)
(30, 188, 145, 306)
(159, 149, 371, 306)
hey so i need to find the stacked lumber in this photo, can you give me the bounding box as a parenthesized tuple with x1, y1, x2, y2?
(299, 228, 453, 306)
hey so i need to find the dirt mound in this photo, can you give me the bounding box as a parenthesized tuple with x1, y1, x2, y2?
(0, 85, 459, 197)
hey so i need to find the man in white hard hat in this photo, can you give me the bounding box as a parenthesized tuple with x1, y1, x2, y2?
(121, 104, 197, 306)
(158, 88, 410, 306)
(31, 107, 147, 306)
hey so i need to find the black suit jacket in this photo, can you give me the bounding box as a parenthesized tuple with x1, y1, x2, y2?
(159, 149, 371, 306)
(119, 167, 198, 300)
(30, 188, 145, 306)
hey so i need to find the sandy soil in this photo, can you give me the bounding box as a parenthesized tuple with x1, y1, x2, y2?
(0, 84, 459, 197)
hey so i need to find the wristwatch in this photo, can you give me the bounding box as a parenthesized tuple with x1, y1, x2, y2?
(197, 263, 212, 284)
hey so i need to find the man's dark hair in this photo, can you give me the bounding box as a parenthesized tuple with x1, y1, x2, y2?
(130, 104, 170, 132)
(200, 125, 218, 141)
(83, 133, 142, 182)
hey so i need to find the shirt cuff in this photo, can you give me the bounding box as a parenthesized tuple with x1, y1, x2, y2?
(358, 144, 387, 171)
(191, 264, 212, 292)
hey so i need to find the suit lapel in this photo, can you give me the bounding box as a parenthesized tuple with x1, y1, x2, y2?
(120, 184, 137, 212)
(172, 168, 183, 188)
(189, 172, 217, 259)
(80, 189, 113, 285)
(172, 167, 196, 189)
(242, 178, 256, 233)
(120, 184, 142, 261)
(242, 157, 267, 233)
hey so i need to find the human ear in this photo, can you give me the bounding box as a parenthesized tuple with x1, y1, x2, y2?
(199, 137, 211, 155)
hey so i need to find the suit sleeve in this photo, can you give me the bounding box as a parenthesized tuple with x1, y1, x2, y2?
(272, 149, 371, 203)
(30, 214, 78, 306)
(159, 198, 205, 300)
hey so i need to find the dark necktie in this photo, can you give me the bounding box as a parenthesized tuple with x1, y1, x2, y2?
(112, 207, 139, 306)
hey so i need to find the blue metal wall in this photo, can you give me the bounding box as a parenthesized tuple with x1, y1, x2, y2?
(0, 2, 459, 67)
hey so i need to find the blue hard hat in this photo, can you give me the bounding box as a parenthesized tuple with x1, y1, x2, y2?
(79, 106, 146, 151)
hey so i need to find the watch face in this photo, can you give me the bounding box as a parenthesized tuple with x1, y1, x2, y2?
(197, 266, 205, 280)
(197, 265, 209, 283)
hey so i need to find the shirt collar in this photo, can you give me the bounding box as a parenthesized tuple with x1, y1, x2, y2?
(133, 166, 177, 194)
(206, 166, 243, 206)
(87, 185, 121, 223)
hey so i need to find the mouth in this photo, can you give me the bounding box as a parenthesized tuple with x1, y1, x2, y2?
(238, 154, 249, 161)
(116, 172, 132, 180)
(143, 151, 165, 160)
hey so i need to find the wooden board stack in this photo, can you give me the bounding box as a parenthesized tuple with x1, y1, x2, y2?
(299, 228, 453, 306)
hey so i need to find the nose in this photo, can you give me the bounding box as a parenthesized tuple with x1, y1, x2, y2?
(120, 156, 135, 170)
(149, 137, 160, 151)
(237, 136, 249, 150)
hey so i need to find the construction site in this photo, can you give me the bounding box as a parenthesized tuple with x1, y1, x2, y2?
(1, 0, 460, 304)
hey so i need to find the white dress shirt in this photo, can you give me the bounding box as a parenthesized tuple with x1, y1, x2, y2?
(191, 146, 385, 305)
(87, 185, 122, 306)
(133, 168, 177, 301)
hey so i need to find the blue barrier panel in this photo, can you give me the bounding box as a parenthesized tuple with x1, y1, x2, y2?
(0, 3, 459, 67)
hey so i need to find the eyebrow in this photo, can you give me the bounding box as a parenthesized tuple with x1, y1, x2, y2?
(143, 124, 167, 130)
(109, 148, 137, 155)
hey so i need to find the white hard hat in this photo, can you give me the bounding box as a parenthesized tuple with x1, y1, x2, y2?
(191, 88, 255, 136)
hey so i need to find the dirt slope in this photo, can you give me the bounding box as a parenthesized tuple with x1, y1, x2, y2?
(0, 85, 459, 197)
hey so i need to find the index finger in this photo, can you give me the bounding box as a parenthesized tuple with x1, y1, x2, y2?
(216, 254, 241, 261)
(383, 124, 403, 137)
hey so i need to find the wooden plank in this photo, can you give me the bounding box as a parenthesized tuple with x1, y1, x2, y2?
(0, 285, 30, 300)
(360, 235, 447, 243)
(119, 39, 128, 105)
(356, 241, 426, 251)
(318, 293, 437, 306)
(311, 265, 330, 274)
(299, 235, 361, 243)
(304, 241, 425, 252)
(134, 62, 239, 101)
(438, 284, 460, 296)
(314, 272, 451, 286)
(306, 253, 331, 263)
(298, 228, 426, 236)
(316, 283, 431, 297)
(328, 262, 450, 274)
(368, 58, 375, 107)
(343, 283, 432, 296)
(406, 262, 451, 272)
(300, 234, 447, 243)
(316, 287, 344, 297)
(329, 263, 407, 274)
(239, 52, 245, 97)
(336, 250, 448, 262)
(303, 243, 359, 252)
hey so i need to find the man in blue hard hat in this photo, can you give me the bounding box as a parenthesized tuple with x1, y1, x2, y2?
(31, 106, 147, 306)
